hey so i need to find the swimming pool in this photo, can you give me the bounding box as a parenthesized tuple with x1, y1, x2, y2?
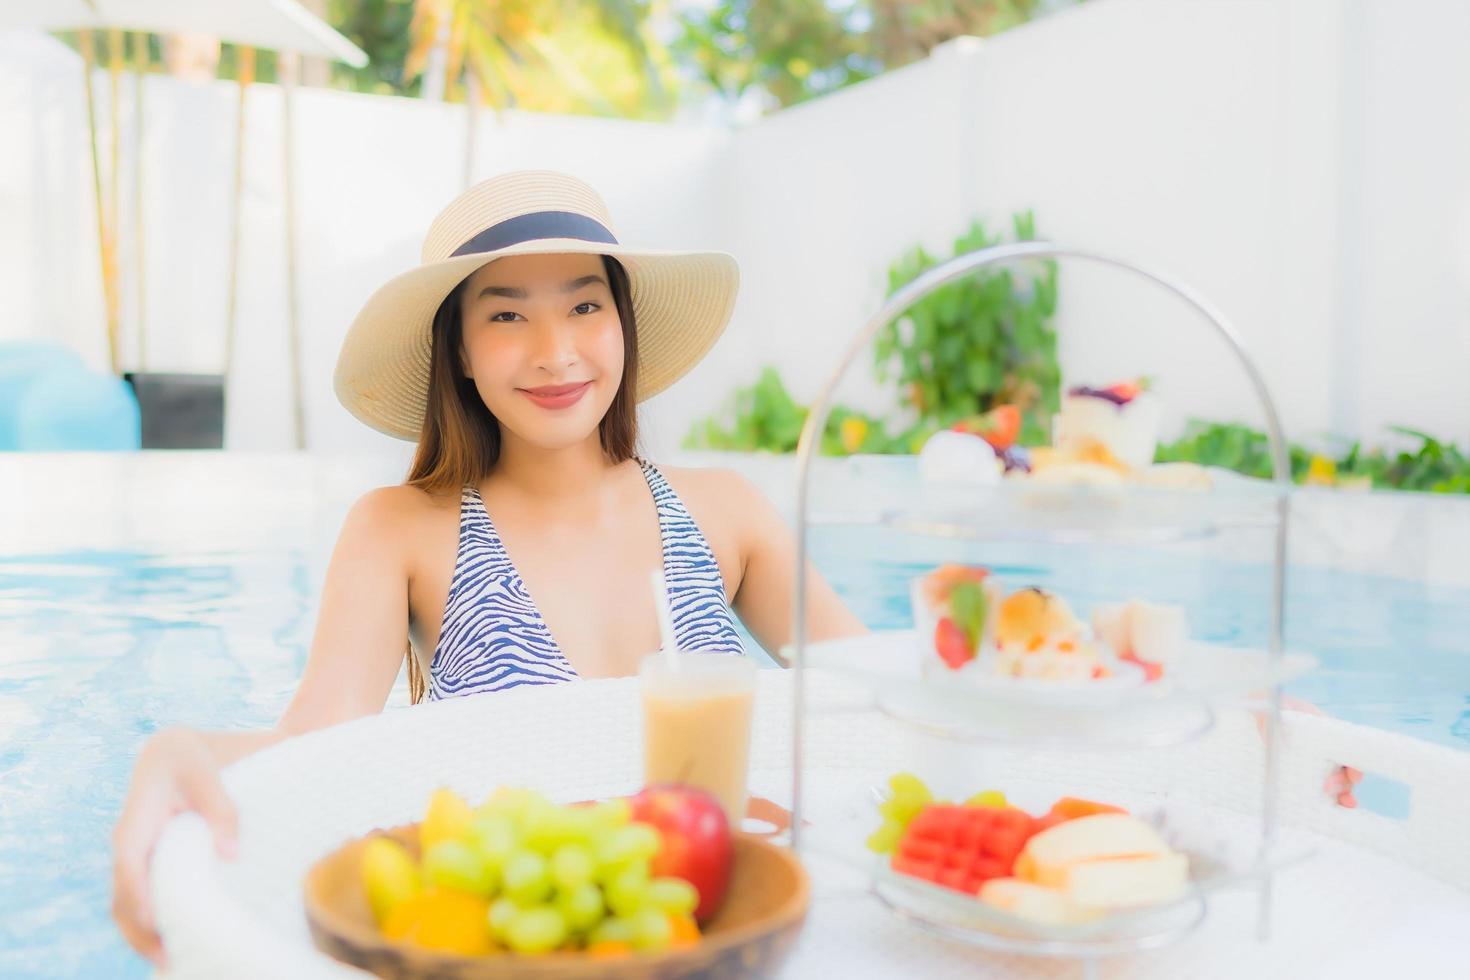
(1, 453, 1466, 978)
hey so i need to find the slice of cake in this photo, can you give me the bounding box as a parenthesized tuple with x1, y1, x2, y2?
(1091, 599, 1187, 681)
(1053, 379, 1162, 472)
(992, 588, 1110, 682)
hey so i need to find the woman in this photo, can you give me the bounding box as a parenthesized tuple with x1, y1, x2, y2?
(112, 171, 867, 964)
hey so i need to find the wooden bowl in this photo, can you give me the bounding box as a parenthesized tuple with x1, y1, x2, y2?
(304, 825, 810, 979)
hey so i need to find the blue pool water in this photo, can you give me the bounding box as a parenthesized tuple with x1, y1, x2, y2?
(1, 528, 1467, 977)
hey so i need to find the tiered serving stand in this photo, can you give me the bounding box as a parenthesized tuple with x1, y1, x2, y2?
(784, 242, 1301, 979)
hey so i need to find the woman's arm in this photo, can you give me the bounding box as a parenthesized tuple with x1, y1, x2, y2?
(112, 487, 419, 965)
(276, 487, 422, 733)
(725, 471, 868, 663)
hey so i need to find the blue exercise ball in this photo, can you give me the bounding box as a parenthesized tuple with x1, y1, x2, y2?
(15, 364, 141, 451)
(0, 341, 86, 450)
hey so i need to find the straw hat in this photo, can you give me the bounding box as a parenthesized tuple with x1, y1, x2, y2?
(334, 170, 740, 440)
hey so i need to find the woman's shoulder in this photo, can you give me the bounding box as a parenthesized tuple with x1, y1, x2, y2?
(645, 461, 784, 543)
(342, 484, 462, 545)
(646, 461, 761, 508)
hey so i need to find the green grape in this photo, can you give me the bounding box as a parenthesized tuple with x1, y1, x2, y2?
(550, 844, 595, 892)
(502, 850, 551, 904)
(586, 798, 631, 830)
(479, 787, 549, 822)
(423, 839, 497, 896)
(557, 881, 605, 933)
(889, 772, 931, 802)
(593, 837, 634, 879)
(865, 817, 905, 854)
(622, 823, 662, 862)
(878, 794, 929, 823)
(486, 896, 520, 942)
(879, 798, 932, 824)
(518, 798, 558, 839)
(646, 877, 699, 916)
(468, 813, 519, 869)
(588, 915, 636, 946)
(965, 789, 1008, 808)
(883, 773, 932, 819)
(630, 906, 674, 951)
(604, 864, 650, 918)
(595, 825, 659, 878)
(505, 906, 569, 955)
(525, 805, 594, 854)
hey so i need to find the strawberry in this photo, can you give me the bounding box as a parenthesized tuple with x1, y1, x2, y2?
(977, 404, 1021, 451)
(1103, 377, 1150, 403)
(1118, 649, 1164, 682)
(950, 404, 1021, 451)
(933, 617, 975, 670)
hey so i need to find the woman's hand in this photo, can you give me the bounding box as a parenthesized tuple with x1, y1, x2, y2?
(111, 727, 238, 967)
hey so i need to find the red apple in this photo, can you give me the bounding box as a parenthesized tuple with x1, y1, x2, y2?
(628, 784, 733, 923)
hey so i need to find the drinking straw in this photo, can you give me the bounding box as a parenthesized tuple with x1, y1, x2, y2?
(650, 567, 679, 669)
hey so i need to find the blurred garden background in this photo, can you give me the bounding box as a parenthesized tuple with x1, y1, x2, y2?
(1, 0, 1466, 491)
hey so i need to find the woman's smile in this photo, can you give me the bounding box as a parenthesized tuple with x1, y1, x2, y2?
(518, 380, 592, 410)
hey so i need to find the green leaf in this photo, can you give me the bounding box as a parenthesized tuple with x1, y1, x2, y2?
(949, 581, 988, 648)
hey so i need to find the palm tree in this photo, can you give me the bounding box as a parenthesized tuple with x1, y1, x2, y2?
(406, 0, 674, 116)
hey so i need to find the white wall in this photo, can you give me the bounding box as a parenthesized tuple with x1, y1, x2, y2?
(2, 0, 1467, 461)
(1347, 0, 1470, 442)
(719, 0, 1469, 447)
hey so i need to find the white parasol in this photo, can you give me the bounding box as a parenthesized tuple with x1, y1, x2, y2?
(3, 0, 367, 448)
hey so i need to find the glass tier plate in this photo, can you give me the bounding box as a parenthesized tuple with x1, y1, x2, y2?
(804, 778, 1312, 957)
(808, 475, 1282, 544)
(797, 631, 1315, 748)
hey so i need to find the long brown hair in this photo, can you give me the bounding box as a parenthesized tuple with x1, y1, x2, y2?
(402, 254, 640, 702)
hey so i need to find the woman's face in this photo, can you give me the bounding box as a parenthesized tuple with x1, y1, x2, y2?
(457, 252, 625, 450)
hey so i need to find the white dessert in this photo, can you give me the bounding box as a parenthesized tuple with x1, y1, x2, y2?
(992, 588, 1111, 682)
(1025, 461, 1126, 488)
(1091, 600, 1187, 677)
(918, 429, 1001, 487)
(1054, 389, 1162, 471)
(1135, 461, 1213, 490)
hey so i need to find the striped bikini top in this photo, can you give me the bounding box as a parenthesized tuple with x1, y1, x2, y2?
(425, 458, 746, 699)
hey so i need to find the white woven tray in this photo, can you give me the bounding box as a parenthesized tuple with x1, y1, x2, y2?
(151, 671, 1470, 979)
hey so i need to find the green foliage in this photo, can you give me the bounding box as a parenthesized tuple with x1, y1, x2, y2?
(684, 367, 807, 453)
(875, 212, 1060, 446)
(683, 367, 912, 456)
(673, 0, 1072, 113)
(1153, 421, 1312, 482)
(329, 0, 417, 95)
(687, 210, 1059, 457)
(671, 0, 877, 110)
(1337, 427, 1470, 493)
(1155, 421, 1470, 494)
